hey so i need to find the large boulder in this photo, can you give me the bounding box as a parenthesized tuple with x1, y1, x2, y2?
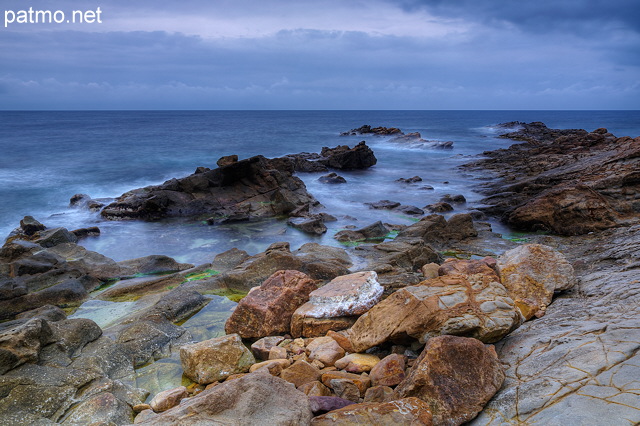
(395, 335, 504, 425)
(224, 270, 318, 338)
(180, 334, 256, 384)
(136, 372, 313, 425)
(348, 273, 522, 352)
(291, 271, 383, 338)
(101, 155, 318, 221)
(497, 243, 576, 318)
(310, 397, 433, 425)
(320, 141, 377, 170)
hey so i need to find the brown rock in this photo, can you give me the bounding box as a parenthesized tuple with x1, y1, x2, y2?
(321, 371, 371, 396)
(133, 404, 152, 413)
(280, 359, 322, 387)
(149, 386, 188, 413)
(268, 345, 289, 360)
(369, 353, 406, 387)
(216, 154, 238, 167)
(298, 380, 332, 397)
(363, 385, 395, 403)
(307, 336, 346, 367)
(310, 397, 433, 425)
(498, 244, 576, 311)
(249, 359, 291, 375)
(225, 270, 317, 338)
(291, 316, 357, 338)
(250, 335, 285, 361)
(329, 378, 361, 402)
(334, 353, 380, 373)
(395, 335, 504, 425)
(349, 273, 522, 353)
(180, 334, 256, 384)
(421, 262, 440, 279)
(327, 330, 355, 353)
(438, 258, 500, 281)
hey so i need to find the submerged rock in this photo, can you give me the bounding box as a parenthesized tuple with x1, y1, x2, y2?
(318, 172, 347, 184)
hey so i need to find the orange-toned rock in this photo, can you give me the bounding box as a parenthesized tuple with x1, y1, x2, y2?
(149, 386, 188, 413)
(369, 353, 406, 387)
(395, 335, 504, 425)
(224, 270, 317, 338)
(310, 397, 433, 425)
(307, 336, 345, 367)
(298, 380, 332, 397)
(349, 274, 522, 352)
(321, 371, 371, 396)
(363, 385, 395, 403)
(498, 244, 575, 311)
(280, 359, 322, 388)
(438, 258, 500, 281)
(327, 330, 355, 353)
(334, 353, 380, 373)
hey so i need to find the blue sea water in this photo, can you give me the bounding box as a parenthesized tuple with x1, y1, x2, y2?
(1, 110, 639, 264)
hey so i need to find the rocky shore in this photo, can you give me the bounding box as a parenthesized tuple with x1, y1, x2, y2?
(1, 125, 638, 425)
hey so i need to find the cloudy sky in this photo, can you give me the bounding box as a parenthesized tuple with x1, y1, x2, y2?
(1, 0, 639, 109)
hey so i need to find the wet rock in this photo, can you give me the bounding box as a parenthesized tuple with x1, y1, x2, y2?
(441, 194, 467, 204)
(396, 335, 504, 425)
(320, 141, 377, 170)
(287, 216, 327, 235)
(225, 270, 317, 338)
(425, 201, 454, 213)
(369, 353, 406, 387)
(349, 273, 522, 352)
(216, 154, 238, 167)
(69, 194, 105, 211)
(318, 172, 347, 184)
(396, 176, 422, 183)
(149, 386, 188, 413)
(311, 397, 434, 425)
(365, 200, 401, 210)
(137, 373, 313, 425)
(395, 205, 425, 216)
(117, 255, 194, 276)
(280, 359, 322, 387)
(334, 221, 389, 242)
(291, 271, 383, 338)
(497, 244, 576, 318)
(101, 155, 318, 221)
(180, 334, 255, 384)
(19, 216, 45, 236)
(70, 226, 101, 239)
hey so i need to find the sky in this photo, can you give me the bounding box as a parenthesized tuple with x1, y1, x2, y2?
(1, 0, 639, 110)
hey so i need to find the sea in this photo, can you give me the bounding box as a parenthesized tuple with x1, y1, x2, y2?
(1, 110, 639, 265)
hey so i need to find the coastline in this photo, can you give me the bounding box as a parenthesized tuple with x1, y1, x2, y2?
(0, 119, 639, 424)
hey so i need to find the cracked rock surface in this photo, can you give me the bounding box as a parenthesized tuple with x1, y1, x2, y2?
(472, 225, 640, 425)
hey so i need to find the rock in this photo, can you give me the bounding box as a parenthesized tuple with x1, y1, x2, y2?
(34, 227, 78, 248)
(250, 336, 285, 361)
(365, 200, 401, 210)
(498, 244, 576, 316)
(441, 194, 467, 203)
(133, 404, 152, 413)
(348, 273, 522, 352)
(425, 202, 454, 213)
(69, 194, 105, 211)
(149, 386, 188, 412)
(287, 216, 327, 235)
(0, 318, 55, 374)
(15, 305, 66, 322)
(280, 359, 322, 387)
(19, 216, 45, 236)
(369, 354, 406, 387)
(101, 155, 318, 221)
(334, 353, 380, 373)
(298, 380, 332, 396)
(309, 395, 356, 415)
(327, 330, 355, 353)
(249, 359, 291, 374)
(356, 221, 389, 239)
(421, 262, 440, 279)
(340, 124, 402, 136)
(268, 346, 288, 360)
(395, 335, 504, 425)
(134, 409, 158, 424)
(329, 378, 361, 402)
(291, 271, 383, 338)
(467, 122, 640, 235)
(321, 371, 371, 396)
(396, 176, 422, 183)
(318, 172, 347, 184)
(216, 154, 238, 167)
(117, 255, 194, 276)
(363, 385, 396, 403)
(137, 372, 313, 425)
(438, 258, 500, 281)
(307, 336, 346, 367)
(310, 397, 433, 425)
(225, 270, 317, 338)
(320, 141, 377, 170)
(395, 205, 425, 216)
(70, 226, 101, 239)
(180, 334, 256, 384)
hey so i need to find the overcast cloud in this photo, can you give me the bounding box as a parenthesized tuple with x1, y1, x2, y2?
(1, 0, 638, 109)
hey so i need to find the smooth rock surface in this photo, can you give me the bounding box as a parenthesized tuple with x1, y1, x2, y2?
(310, 397, 433, 425)
(180, 334, 255, 384)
